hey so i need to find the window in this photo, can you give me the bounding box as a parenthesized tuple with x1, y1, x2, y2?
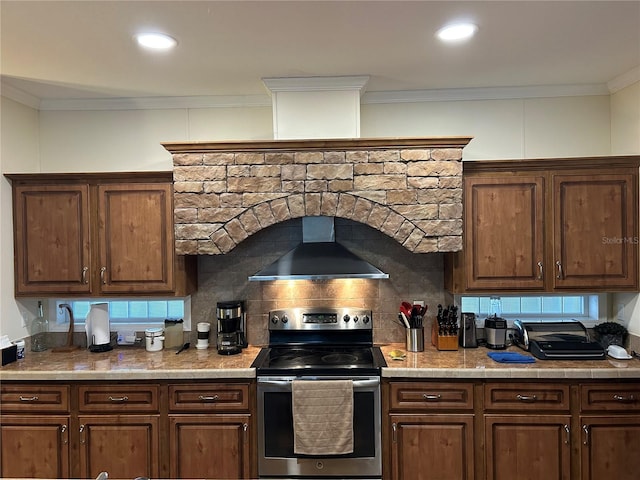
(456, 294, 604, 326)
(49, 297, 191, 332)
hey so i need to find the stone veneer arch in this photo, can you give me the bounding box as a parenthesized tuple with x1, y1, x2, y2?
(163, 137, 472, 255)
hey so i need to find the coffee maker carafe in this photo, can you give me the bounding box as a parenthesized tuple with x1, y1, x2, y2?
(216, 301, 246, 355)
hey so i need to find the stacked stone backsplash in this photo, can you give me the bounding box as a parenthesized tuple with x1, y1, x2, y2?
(165, 137, 470, 256)
(164, 138, 469, 345)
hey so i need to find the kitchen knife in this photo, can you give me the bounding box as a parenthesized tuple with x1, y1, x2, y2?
(176, 342, 190, 354)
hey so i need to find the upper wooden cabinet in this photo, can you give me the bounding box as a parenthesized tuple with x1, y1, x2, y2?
(445, 156, 640, 293)
(7, 172, 196, 297)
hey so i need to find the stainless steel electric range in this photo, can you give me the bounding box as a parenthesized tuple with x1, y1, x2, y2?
(251, 307, 386, 479)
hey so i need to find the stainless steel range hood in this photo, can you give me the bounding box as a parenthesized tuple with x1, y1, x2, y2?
(248, 217, 389, 281)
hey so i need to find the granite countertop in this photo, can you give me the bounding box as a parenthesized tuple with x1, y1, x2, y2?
(2, 343, 640, 381)
(0, 345, 262, 381)
(379, 343, 640, 379)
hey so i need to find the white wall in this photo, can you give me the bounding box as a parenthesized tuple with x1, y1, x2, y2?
(611, 80, 640, 336)
(0, 97, 40, 341)
(362, 95, 611, 159)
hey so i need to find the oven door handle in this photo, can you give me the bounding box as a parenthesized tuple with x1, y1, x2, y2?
(258, 378, 379, 389)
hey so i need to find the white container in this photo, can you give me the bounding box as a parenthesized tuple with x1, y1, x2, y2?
(196, 322, 210, 350)
(145, 328, 164, 352)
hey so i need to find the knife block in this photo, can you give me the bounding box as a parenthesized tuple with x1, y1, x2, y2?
(432, 322, 459, 351)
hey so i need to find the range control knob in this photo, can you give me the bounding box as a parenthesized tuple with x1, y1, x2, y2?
(343, 314, 350, 323)
(362, 315, 370, 324)
(353, 315, 359, 323)
(281, 315, 289, 324)
(270, 315, 279, 325)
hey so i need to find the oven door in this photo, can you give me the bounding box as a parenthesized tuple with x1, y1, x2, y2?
(257, 375, 382, 478)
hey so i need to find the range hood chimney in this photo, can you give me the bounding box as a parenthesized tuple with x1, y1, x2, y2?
(247, 76, 389, 282)
(248, 217, 389, 281)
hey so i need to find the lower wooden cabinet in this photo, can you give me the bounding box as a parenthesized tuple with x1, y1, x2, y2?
(389, 414, 474, 480)
(385, 380, 640, 480)
(0, 416, 70, 478)
(78, 415, 160, 479)
(0, 380, 255, 479)
(485, 415, 571, 480)
(579, 416, 640, 480)
(169, 415, 251, 479)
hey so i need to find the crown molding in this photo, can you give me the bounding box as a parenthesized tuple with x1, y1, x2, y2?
(38, 94, 272, 111)
(262, 76, 370, 96)
(362, 84, 610, 104)
(2, 83, 615, 111)
(608, 66, 640, 93)
(1, 82, 41, 109)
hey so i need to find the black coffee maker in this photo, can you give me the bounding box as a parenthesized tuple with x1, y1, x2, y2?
(216, 301, 247, 355)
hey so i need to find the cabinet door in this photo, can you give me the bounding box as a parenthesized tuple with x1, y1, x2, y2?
(78, 415, 160, 479)
(389, 414, 474, 480)
(97, 183, 174, 293)
(169, 414, 251, 479)
(553, 173, 638, 289)
(464, 176, 545, 290)
(580, 416, 640, 480)
(0, 415, 70, 478)
(13, 184, 91, 295)
(485, 415, 571, 480)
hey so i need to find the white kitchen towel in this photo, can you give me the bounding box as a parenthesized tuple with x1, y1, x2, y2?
(292, 379, 354, 455)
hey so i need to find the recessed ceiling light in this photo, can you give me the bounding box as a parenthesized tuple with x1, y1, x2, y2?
(436, 23, 478, 42)
(135, 33, 177, 50)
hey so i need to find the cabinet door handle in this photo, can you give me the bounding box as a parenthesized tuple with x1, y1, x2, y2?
(613, 394, 636, 402)
(537, 262, 544, 280)
(100, 267, 107, 284)
(79, 424, 86, 444)
(198, 395, 220, 402)
(19, 395, 39, 402)
(582, 424, 589, 445)
(61, 424, 68, 445)
(81, 266, 89, 284)
(563, 424, 570, 445)
(243, 423, 249, 443)
(516, 394, 537, 402)
(108, 396, 129, 402)
(392, 422, 397, 443)
(555, 261, 563, 279)
(422, 394, 442, 401)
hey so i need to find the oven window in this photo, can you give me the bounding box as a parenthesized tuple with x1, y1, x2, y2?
(263, 391, 376, 458)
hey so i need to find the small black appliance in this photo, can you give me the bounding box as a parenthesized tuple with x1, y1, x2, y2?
(215, 300, 247, 355)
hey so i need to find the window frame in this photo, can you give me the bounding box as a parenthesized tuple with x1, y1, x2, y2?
(454, 293, 607, 327)
(48, 297, 192, 332)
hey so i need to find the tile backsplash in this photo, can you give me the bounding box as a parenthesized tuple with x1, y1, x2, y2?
(190, 217, 448, 346)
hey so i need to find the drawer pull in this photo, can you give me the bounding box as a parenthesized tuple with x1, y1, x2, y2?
(19, 395, 39, 402)
(199, 395, 220, 402)
(108, 396, 129, 402)
(516, 394, 537, 402)
(613, 394, 636, 403)
(422, 394, 442, 401)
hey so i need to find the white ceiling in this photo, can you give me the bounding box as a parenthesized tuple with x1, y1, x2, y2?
(1, 0, 639, 107)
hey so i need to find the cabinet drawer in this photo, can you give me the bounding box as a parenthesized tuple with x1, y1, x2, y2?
(389, 382, 474, 411)
(580, 383, 640, 412)
(169, 383, 250, 412)
(78, 384, 159, 413)
(485, 383, 569, 411)
(0, 384, 70, 413)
